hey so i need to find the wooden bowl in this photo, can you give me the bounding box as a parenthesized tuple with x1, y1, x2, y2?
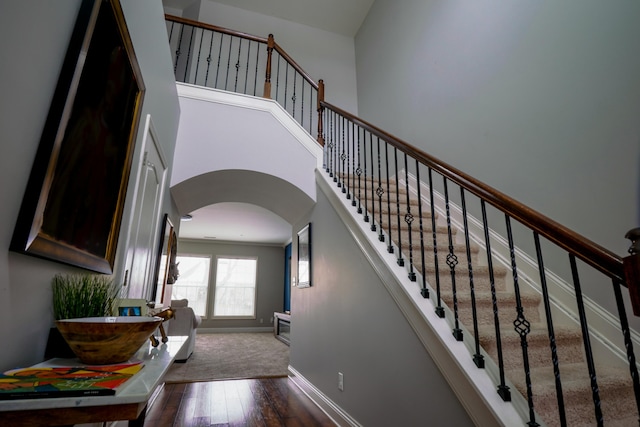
(55, 316, 163, 365)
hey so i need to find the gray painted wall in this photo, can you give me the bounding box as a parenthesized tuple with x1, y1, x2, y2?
(355, 0, 640, 323)
(289, 188, 474, 426)
(0, 0, 180, 371)
(177, 240, 286, 329)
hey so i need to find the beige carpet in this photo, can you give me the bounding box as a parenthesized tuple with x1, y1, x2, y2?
(163, 332, 290, 383)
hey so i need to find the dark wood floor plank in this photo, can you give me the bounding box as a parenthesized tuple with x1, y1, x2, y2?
(145, 378, 336, 427)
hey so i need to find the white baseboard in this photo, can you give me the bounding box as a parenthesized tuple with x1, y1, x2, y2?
(288, 366, 363, 427)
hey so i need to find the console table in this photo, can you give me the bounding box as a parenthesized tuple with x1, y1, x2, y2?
(0, 336, 187, 426)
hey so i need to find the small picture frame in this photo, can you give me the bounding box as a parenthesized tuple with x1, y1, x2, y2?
(297, 223, 311, 288)
(116, 298, 148, 316)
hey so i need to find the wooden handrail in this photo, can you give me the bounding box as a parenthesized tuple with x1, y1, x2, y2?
(165, 14, 318, 90)
(272, 42, 319, 90)
(165, 14, 268, 44)
(321, 100, 625, 283)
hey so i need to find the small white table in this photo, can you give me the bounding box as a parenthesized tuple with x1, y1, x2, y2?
(0, 336, 187, 427)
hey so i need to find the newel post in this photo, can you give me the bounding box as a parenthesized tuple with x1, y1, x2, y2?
(263, 34, 275, 99)
(624, 227, 640, 316)
(317, 79, 325, 146)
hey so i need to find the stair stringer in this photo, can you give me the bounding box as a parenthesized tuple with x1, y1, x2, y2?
(402, 170, 640, 372)
(317, 169, 525, 427)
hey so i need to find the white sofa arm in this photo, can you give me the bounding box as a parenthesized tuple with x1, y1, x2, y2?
(165, 299, 201, 361)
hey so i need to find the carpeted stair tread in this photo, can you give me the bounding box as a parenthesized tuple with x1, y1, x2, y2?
(440, 289, 542, 325)
(419, 264, 510, 293)
(505, 363, 636, 427)
(477, 323, 585, 370)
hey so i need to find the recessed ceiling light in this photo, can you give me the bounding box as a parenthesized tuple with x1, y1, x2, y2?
(181, 214, 193, 221)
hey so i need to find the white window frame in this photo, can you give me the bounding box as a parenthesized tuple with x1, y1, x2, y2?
(171, 254, 211, 318)
(212, 256, 258, 319)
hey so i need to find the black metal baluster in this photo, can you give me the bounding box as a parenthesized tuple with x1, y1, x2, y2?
(204, 31, 214, 86)
(243, 41, 250, 94)
(569, 254, 603, 426)
(327, 111, 336, 178)
(415, 162, 428, 298)
(183, 25, 195, 82)
(194, 27, 204, 84)
(173, 22, 184, 74)
(309, 85, 314, 135)
(404, 156, 415, 280)
(384, 143, 392, 249)
(345, 122, 352, 199)
(375, 137, 383, 237)
(360, 128, 367, 218)
(224, 35, 233, 90)
(284, 63, 289, 110)
(611, 278, 640, 424)
(300, 80, 305, 129)
(292, 73, 297, 119)
(366, 133, 374, 226)
(233, 38, 241, 92)
(339, 117, 346, 191)
(460, 189, 482, 365)
(348, 122, 355, 204)
(505, 215, 538, 427)
(253, 41, 259, 96)
(481, 201, 510, 401)
(430, 169, 444, 318)
(443, 178, 462, 340)
(533, 232, 566, 426)
(214, 33, 223, 88)
(333, 112, 340, 182)
(356, 126, 363, 213)
(393, 148, 403, 264)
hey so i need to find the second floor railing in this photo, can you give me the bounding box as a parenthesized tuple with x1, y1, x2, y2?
(164, 14, 640, 426)
(165, 14, 322, 140)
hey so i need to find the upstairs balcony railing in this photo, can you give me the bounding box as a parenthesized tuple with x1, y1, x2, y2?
(165, 15, 322, 140)
(164, 14, 640, 427)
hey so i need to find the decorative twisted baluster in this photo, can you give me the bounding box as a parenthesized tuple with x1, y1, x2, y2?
(356, 126, 363, 214)
(415, 161, 428, 298)
(569, 254, 603, 426)
(429, 169, 444, 318)
(481, 201, 510, 401)
(533, 232, 566, 425)
(506, 216, 539, 427)
(460, 189, 482, 366)
(444, 178, 462, 340)
(403, 156, 415, 280)
(204, 33, 214, 86)
(392, 148, 403, 264)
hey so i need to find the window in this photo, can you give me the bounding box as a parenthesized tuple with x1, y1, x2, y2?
(171, 255, 210, 317)
(213, 257, 257, 318)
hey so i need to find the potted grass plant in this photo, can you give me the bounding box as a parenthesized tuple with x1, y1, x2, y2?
(51, 273, 120, 320)
(46, 273, 121, 359)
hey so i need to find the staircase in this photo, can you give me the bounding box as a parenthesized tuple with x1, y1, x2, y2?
(164, 14, 640, 425)
(338, 173, 637, 427)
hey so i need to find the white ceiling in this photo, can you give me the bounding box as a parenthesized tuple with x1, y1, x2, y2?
(162, 0, 374, 37)
(163, 0, 373, 244)
(178, 203, 292, 244)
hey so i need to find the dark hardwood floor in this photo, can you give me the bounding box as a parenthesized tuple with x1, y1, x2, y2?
(144, 377, 337, 427)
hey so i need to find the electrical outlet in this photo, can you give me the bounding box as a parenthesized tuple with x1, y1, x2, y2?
(338, 372, 344, 391)
(260, 318, 264, 323)
(270, 317, 274, 323)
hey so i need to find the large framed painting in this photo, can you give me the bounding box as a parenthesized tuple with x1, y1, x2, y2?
(10, 0, 145, 274)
